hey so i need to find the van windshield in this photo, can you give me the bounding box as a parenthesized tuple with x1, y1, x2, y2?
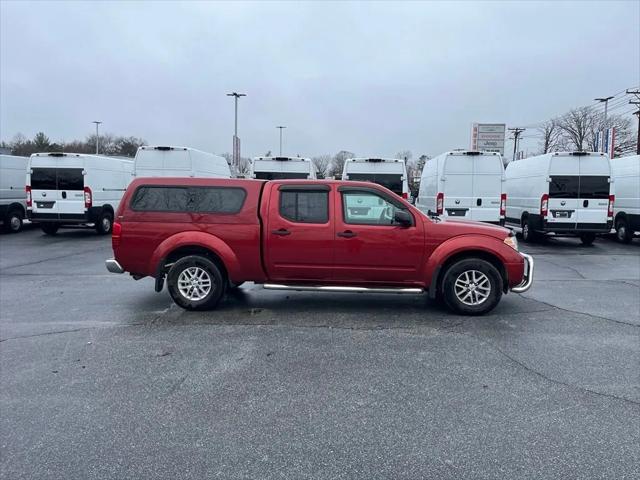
(346, 173, 403, 195)
(549, 175, 609, 199)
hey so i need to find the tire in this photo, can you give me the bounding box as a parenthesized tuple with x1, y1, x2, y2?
(41, 223, 60, 235)
(580, 233, 596, 246)
(521, 217, 537, 243)
(441, 258, 503, 316)
(166, 255, 225, 311)
(3, 209, 23, 233)
(615, 217, 633, 244)
(95, 211, 113, 235)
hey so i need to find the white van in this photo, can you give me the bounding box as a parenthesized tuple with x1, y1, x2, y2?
(250, 156, 316, 180)
(342, 158, 409, 199)
(134, 146, 231, 178)
(27, 153, 133, 235)
(505, 151, 614, 245)
(611, 155, 639, 243)
(416, 151, 506, 224)
(0, 154, 28, 233)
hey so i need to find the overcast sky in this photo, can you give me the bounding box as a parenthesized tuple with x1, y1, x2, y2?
(1, 0, 639, 159)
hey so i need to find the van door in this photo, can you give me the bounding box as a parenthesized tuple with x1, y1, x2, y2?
(577, 175, 610, 227)
(470, 157, 502, 222)
(30, 167, 59, 219)
(442, 155, 473, 220)
(548, 176, 579, 228)
(56, 168, 85, 217)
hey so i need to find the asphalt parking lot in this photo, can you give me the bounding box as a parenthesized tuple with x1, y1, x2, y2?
(1, 226, 639, 479)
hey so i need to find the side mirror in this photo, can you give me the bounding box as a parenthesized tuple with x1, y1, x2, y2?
(393, 209, 412, 227)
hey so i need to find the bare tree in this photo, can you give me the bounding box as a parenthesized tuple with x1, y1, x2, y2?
(329, 150, 354, 178)
(311, 154, 331, 178)
(538, 119, 562, 153)
(558, 106, 597, 151)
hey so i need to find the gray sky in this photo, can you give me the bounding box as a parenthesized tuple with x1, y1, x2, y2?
(1, 0, 639, 159)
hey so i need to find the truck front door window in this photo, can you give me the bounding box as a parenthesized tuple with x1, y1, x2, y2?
(342, 191, 401, 225)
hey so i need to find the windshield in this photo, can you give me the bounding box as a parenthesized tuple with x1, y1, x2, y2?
(254, 172, 309, 180)
(345, 173, 403, 195)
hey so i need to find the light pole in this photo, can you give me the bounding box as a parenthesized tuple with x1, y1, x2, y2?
(276, 126, 286, 156)
(595, 96, 614, 125)
(226, 92, 246, 167)
(92, 121, 102, 154)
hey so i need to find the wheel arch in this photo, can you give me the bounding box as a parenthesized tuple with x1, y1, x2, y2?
(6, 202, 26, 216)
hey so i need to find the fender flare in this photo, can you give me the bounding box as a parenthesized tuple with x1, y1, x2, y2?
(148, 231, 241, 280)
(424, 235, 513, 298)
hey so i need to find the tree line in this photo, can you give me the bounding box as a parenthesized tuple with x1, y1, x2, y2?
(1, 132, 146, 158)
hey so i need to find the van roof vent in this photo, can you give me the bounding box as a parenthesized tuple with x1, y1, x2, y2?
(274, 157, 290, 161)
(48, 153, 66, 157)
(366, 158, 383, 162)
(155, 146, 172, 151)
(570, 151, 589, 156)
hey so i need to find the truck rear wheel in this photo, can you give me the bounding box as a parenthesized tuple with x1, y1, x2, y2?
(96, 211, 113, 235)
(3, 209, 23, 233)
(41, 223, 60, 235)
(166, 255, 225, 310)
(441, 258, 503, 315)
(615, 218, 632, 244)
(521, 217, 537, 243)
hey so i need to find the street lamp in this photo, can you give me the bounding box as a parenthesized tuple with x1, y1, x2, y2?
(226, 92, 246, 166)
(594, 96, 614, 125)
(276, 126, 286, 156)
(92, 121, 102, 154)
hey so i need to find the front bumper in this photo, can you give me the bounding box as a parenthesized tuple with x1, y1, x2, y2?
(105, 259, 124, 274)
(511, 253, 534, 293)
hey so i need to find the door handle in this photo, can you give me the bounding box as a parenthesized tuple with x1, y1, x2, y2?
(337, 230, 357, 238)
(62, 191, 67, 199)
(583, 200, 589, 207)
(272, 228, 291, 236)
(477, 198, 482, 206)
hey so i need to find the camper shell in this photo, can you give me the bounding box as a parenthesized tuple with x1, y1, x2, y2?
(342, 157, 409, 199)
(0, 154, 28, 232)
(416, 151, 506, 224)
(134, 146, 231, 178)
(504, 151, 614, 244)
(250, 156, 316, 180)
(610, 155, 639, 243)
(27, 152, 133, 235)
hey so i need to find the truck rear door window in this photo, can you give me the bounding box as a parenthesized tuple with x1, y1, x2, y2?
(31, 168, 57, 190)
(579, 176, 609, 199)
(549, 176, 579, 198)
(279, 190, 328, 223)
(191, 187, 246, 213)
(131, 186, 190, 212)
(56, 169, 84, 190)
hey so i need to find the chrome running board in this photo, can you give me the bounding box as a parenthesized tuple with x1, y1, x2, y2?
(263, 284, 424, 294)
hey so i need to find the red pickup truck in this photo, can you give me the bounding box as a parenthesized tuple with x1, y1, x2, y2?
(105, 178, 533, 315)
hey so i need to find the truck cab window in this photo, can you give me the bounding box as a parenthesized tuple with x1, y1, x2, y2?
(342, 191, 403, 226)
(279, 190, 328, 223)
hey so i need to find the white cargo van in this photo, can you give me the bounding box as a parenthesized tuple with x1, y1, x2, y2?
(0, 154, 28, 232)
(611, 155, 639, 243)
(250, 156, 316, 180)
(342, 158, 409, 199)
(134, 146, 231, 178)
(416, 151, 506, 224)
(505, 151, 614, 245)
(27, 153, 133, 235)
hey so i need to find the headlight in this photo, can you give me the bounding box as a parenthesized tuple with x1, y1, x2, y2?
(503, 234, 518, 251)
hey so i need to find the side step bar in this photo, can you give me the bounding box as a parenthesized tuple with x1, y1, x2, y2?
(263, 284, 424, 295)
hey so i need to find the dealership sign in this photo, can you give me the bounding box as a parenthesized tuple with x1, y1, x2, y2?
(471, 123, 506, 155)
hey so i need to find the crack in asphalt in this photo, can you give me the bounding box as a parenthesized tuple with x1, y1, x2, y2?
(455, 329, 640, 407)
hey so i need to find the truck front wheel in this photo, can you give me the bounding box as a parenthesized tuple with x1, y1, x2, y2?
(166, 255, 225, 310)
(441, 258, 503, 315)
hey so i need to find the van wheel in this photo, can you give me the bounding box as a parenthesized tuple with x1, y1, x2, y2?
(521, 218, 537, 243)
(167, 255, 225, 311)
(441, 258, 502, 315)
(615, 218, 632, 244)
(580, 233, 596, 246)
(96, 211, 113, 235)
(3, 209, 23, 233)
(41, 223, 60, 235)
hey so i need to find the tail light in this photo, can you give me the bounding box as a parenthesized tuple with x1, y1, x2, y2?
(436, 192, 444, 215)
(26, 186, 32, 208)
(608, 195, 615, 219)
(540, 193, 549, 217)
(500, 193, 507, 218)
(401, 192, 408, 200)
(84, 186, 92, 209)
(112, 221, 122, 247)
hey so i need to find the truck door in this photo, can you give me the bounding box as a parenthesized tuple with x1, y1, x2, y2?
(264, 184, 334, 281)
(333, 186, 424, 284)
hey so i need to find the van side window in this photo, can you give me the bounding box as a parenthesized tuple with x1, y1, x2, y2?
(342, 191, 405, 226)
(279, 190, 329, 223)
(131, 186, 247, 213)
